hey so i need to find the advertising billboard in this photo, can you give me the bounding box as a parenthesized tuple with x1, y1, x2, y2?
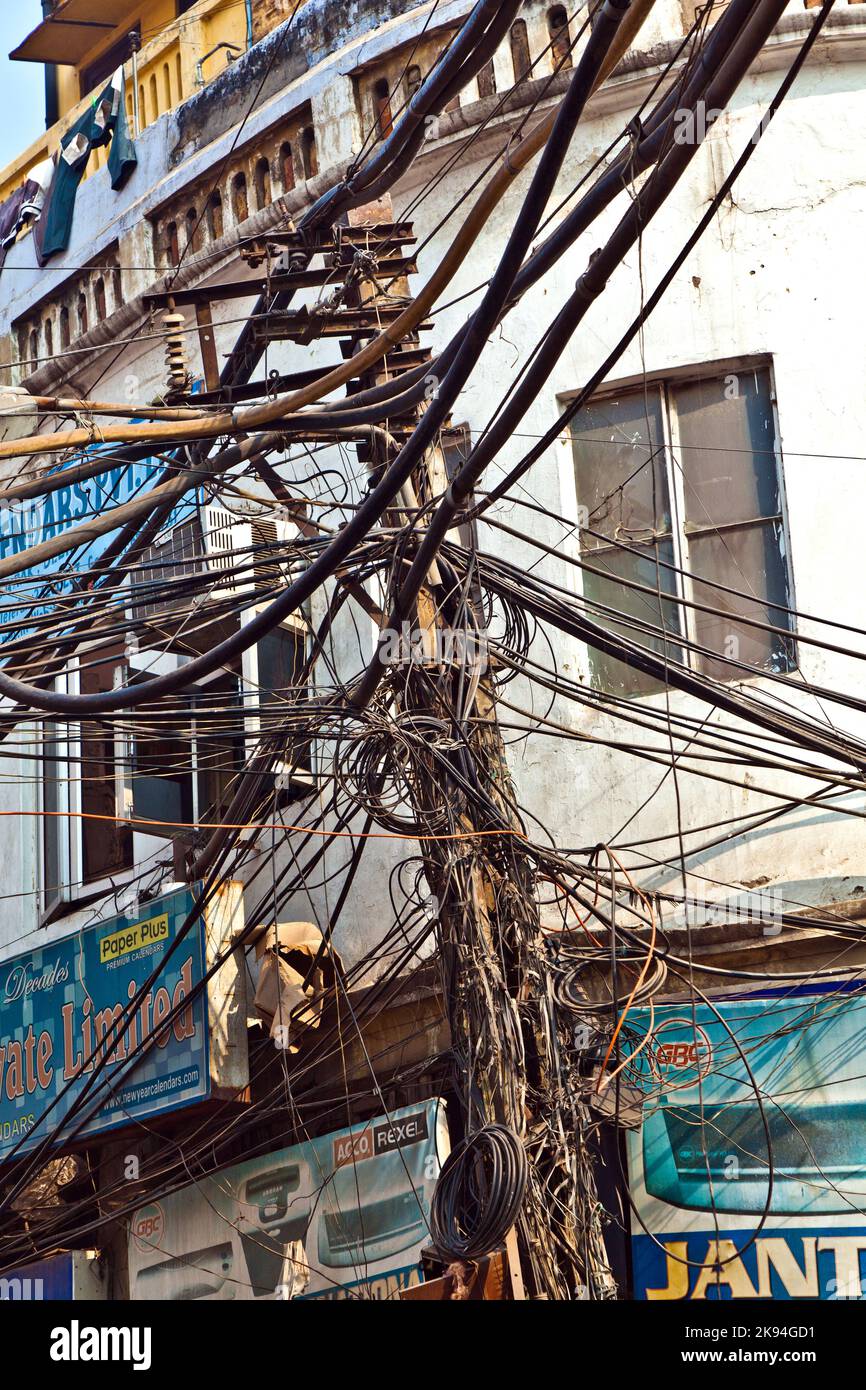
(0, 887, 211, 1158)
(626, 991, 866, 1299)
(128, 1098, 449, 1301)
(0, 432, 201, 646)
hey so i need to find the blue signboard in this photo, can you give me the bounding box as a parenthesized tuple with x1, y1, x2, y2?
(0, 393, 203, 645)
(0, 1251, 106, 1300)
(626, 992, 866, 1299)
(0, 887, 209, 1158)
(0, 1253, 74, 1300)
(0, 449, 161, 642)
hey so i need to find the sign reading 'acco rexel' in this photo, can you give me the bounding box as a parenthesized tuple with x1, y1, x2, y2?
(0, 888, 209, 1158)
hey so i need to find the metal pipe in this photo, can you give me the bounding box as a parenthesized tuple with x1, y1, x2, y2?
(129, 29, 141, 138)
(195, 42, 242, 88)
(41, 0, 59, 128)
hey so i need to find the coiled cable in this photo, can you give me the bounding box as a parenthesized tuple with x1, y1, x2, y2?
(431, 1124, 528, 1261)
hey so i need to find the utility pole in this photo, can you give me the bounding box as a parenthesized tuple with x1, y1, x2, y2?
(332, 201, 615, 1298)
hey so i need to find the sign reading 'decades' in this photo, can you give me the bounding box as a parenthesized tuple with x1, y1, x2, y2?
(128, 1099, 449, 1301)
(626, 991, 866, 1300)
(0, 888, 208, 1157)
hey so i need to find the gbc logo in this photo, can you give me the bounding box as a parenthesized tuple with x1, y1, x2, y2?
(658, 1043, 699, 1067)
(131, 1202, 165, 1254)
(653, 1020, 713, 1089)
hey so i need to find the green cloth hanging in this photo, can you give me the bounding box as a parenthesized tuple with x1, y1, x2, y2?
(37, 68, 137, 264)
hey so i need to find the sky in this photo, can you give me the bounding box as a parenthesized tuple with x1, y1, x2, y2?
(0, 2, 52, 171)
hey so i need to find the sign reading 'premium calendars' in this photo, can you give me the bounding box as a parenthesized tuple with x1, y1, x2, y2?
(0, 887, 210, 1157)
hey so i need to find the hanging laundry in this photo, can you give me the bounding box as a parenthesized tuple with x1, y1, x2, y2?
(0, 157, 54, 275)
(36, 68, 137, 265)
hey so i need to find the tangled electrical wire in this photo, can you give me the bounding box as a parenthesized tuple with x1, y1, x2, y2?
(430, 1124, 528, 1261)
(0, 0, 848, 1304)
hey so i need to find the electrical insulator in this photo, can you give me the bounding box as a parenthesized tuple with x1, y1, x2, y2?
(163, 312, 189, 394)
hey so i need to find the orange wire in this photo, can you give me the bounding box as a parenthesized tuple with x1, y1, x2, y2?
(594, 848, 658, 1092)
(538, 871, 597, 945)
(4, 807, 524, 842)
(604, 996, 655, 1088)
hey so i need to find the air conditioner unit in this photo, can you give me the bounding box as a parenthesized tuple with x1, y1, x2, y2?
(643, 1097, 866, 1216)
(128, 506, 253, 625)
(316, 1152, 428, 1270)
(249, 513, 296, 590)
(201, 506, 252, 597)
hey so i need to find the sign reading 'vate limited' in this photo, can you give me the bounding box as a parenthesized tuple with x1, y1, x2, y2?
(0, 887, 210, 1157)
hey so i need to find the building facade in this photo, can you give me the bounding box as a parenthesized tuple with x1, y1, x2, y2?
(0, 0, 864, 1301)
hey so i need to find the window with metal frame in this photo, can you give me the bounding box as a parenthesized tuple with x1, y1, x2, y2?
(242, 616, 314, 788)
(41, 644, 133, 922)
(568, 363, 796, 697)
(131, 670, 243, 837)
(41, 621, 313, 915)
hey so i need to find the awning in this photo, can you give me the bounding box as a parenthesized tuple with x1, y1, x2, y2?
(10, 2, 130, 67)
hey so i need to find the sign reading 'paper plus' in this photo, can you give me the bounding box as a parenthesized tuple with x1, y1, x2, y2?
(0, 888, 209, 1156)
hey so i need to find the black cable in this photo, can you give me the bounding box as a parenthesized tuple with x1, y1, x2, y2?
(430, 1122, 528, 1260)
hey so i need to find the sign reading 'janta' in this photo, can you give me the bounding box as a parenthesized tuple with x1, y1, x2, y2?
(0, 887, 210, 1158)
(626, 991, 866, 1300)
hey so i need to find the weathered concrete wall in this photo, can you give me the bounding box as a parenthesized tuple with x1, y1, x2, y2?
(0, 1, 862, 971)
